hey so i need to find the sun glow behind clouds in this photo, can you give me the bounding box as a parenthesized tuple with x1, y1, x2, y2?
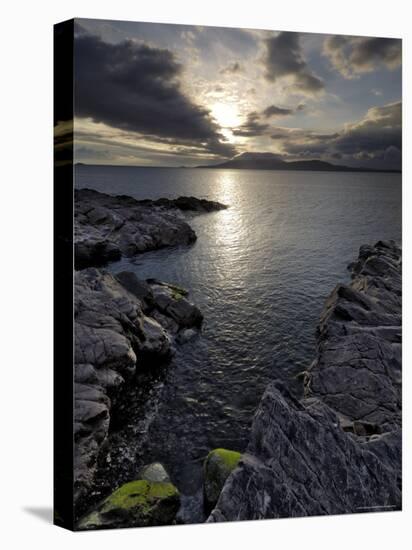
(210, 102, 241, 130)
(210, 102, 244, 142)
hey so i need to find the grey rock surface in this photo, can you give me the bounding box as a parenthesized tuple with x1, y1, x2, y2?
(305, 240, 401, 432)
(74, 268, 201, 508)
(209, 241, 402, 522)
(75, 189, 226, 269)
(139, 462, 171, 483)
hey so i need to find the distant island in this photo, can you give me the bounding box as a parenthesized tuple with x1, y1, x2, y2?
(198, 152, 401, 173)
(75, 153, 401, 173)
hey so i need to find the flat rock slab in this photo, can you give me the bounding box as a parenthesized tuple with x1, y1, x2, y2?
(75, 189, 226, 269)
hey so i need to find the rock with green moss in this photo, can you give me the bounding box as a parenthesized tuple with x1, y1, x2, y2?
(149, 281, 203, 328)
(77, 479, 180, 530)
(204, 448, 242, 510)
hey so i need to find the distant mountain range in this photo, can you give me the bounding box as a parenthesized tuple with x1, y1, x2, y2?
(198, 152, 401, 173)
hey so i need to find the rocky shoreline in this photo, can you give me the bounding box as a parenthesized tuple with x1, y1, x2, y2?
(209, 240, 402, 521)
(74, 188, 401, 528)
(74, 189, 226, 524)
(75, 188, 226, 269)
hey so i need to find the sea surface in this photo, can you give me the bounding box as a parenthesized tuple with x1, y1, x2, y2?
(75, 164, 402, 510)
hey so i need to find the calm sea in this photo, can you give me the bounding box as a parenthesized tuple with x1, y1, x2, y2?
(75, 164, 402, 503)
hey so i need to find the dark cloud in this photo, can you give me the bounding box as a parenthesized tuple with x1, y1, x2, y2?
(323, 35, 401, 78)
(263, 105, 293, 117)
(232, 112, 269, 137)
(234, 103, 303, 136)
(263, 103, 305, 118)
(263, 32, 324, 94)
(220, 62, 242, 75)
(332, 101, 401, 158)
(271, 101, 401, 169)
(74, 31, 235, 158)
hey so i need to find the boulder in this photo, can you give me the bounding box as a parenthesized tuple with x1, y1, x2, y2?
(204, 449, 242, 510)
(139, 462, 171, 483)
(77, 479, 180, 530)
(150, 282, 203, 328)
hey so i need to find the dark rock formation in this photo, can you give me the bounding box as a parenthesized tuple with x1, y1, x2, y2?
(75, 189, 226, 269)
(141, 195, 227, 213)
(306, 240, 401, 432)
(74, 268, 202, 509)
(209, 241, 402, 522)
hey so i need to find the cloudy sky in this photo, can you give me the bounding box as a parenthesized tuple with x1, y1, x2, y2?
(68, 18, 401, 170)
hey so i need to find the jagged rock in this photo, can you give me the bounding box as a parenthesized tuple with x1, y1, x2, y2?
(77, 478, 180, 530)
(75, 189, 226, 269)
(305, 240, 402, 431)
(204, 449, 242, 510)
(146, 195, 227, 213)
(74, 268, 201, 509)
(209, 241, 402, 522)
(209, 383, 401, 522)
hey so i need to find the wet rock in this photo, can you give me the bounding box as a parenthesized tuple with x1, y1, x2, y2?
(77, 479, 180, 530)
(148, 195, 228, 213)
(150, 282, 203, 328)
(176, 328, 199, 344)
(204, 449, 242, 510)
(75, 189, 226, 269)
(139, 317, 172, 358)
(209, 241, 402, 522)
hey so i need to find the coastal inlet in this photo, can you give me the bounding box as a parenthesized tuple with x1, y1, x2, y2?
(74, 165, 401, 526)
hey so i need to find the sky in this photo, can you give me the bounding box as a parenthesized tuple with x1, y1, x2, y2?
(65, 18, 402, 170)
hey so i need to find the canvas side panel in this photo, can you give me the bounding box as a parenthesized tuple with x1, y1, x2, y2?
(53, 18, 75, 531)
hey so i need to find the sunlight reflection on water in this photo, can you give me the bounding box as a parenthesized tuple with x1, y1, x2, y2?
(76, 165, 402, 497)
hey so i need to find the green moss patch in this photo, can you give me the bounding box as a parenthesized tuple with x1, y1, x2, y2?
(210, 448, 242, 471)
(77, 479, 180, 530)
(204, 448, 242, 510)
(101, 480, 178, 514)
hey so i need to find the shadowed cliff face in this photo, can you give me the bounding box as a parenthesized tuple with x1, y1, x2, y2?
(209, 240, 401, 521)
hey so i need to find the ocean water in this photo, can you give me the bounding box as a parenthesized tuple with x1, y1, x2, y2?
(75, 165, 402, 502)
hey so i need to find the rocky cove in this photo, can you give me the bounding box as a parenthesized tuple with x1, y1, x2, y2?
(74, 189, 401, 528)
(74, 189, 226, 523)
